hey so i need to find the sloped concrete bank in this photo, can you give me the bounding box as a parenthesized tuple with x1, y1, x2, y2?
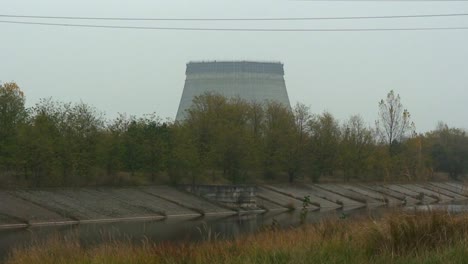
(0, 182, 467, 229)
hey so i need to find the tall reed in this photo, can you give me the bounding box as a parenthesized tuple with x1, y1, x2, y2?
(7, 211, 468, 264)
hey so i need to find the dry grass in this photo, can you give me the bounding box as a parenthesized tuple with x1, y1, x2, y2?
(7, 211, 468, 264)
(367, 210, 468, 255)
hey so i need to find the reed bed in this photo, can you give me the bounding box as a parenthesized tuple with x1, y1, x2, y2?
(7, 211, 468, 264)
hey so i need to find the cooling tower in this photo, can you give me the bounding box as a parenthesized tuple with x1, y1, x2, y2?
(176, 61, 291, 121)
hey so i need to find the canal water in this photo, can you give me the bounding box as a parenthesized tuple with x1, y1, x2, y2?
(0, 206, 388, 260)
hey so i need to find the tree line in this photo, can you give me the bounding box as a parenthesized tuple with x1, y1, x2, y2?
(1, 82, 467, 188)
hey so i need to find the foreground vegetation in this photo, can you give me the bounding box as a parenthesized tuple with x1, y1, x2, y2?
(7, 211, 468, 264)
(1, 82, 468, 187)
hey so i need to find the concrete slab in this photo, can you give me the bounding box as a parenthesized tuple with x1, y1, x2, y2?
(107, 188, 199, 217)
(312, 184, 366, 207)
(444, 182, 468, 194)
(0, 192, 70, 224)
(384, 185, 437, 204)
(342, 184, 402, 205)
(429, 182, 468, 197)
(445, 182, 465, 188)
(265, 185, 341, 209)
(3, 182, 461, 229)
(306, 184, 365, 208)
(368, 185, 419, 205)
(318, 184, 384, 206)
(342, 205, 369, 211)
(418, 184, 467, 200)
(257, 187, 315, 211)
(398, 184, 453, 202)
(256, 197, 288, 211)
(58, 189, 161, 218)
(0, 213, 21, 225)
(13, 190, 107, 220)
(141, 186, 235, 216)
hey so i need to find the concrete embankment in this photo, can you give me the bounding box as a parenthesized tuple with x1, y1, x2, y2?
(0, 182, 467, 229)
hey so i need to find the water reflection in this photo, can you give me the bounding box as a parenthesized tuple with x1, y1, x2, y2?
(409, 201, 468, 213)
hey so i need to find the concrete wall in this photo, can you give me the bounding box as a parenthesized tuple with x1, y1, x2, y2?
(1, 182, 467, 229)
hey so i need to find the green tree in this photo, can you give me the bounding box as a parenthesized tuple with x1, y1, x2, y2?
(99, 113, 132, 183)
(64, 102, 104, 184)
(340, 115, 374, 181)
(399, 134, 427, 181)
(107, 113, 171, 183)
(168, 122, 201, 185)
(18, 98, 64, 186)
(214, 98, 251, 183)
(307, 112, 341, 182)
(288, 103, 312, 183)
(123, 118, 146, 177)
(263, 102, 296, 182)
(182, 93, 252, 183)
(0, 82, 27, 173)
(186, 93, 226, 178)
(140, 115, 171, 182)
(428, 123, 468, 179)
(245, 102, 265, 180)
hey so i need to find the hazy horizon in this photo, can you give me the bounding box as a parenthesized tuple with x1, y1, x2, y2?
(2, 0, 468, 132)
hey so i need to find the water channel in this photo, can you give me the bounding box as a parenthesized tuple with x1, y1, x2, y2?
(0, 206, 388, 260)
(2, 200, 466, 261)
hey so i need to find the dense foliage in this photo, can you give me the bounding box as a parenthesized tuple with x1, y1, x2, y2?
(0, 82, 467, 187)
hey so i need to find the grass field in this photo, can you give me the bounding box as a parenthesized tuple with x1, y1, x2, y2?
(7, 210, 468, 264)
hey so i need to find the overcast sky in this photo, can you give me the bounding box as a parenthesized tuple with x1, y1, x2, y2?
(1, 0, 468, 132)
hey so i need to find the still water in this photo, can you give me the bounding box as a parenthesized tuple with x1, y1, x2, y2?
(0, 207, 388, 260)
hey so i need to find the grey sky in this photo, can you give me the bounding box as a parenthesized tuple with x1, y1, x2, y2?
(1, 0, 468, 132)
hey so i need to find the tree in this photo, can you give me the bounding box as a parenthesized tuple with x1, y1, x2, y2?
(140, 114, 171, 182)
(99, 113, 133, 183)
(168, 122, 201, 185)
(428, 123, 468, 179)
(64, 102, 104, 184)
(288, 103, 312, 183)
(0, 82, 27, 172)
(213, 98, 251, 183)
(186, 93, 226, 179)
(376, 90, 415, 154)
(179, 93, 253, 184)
(399, 134, 427, 181)
(19, 99, 104, 186)
(245, 102, 265, 179)
(307, 112, 341, 182)
(19, 98, 64, 186)
(340, 115, 374, 181)
(262, 102, 296, 182)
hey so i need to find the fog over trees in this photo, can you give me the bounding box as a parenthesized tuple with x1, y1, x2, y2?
(1, 82, 467, 188)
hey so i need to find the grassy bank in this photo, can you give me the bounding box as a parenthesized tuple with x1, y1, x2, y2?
(7, 211, 468, 264)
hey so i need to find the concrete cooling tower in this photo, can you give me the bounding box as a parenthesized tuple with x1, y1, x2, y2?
(175, 61, 291, 121)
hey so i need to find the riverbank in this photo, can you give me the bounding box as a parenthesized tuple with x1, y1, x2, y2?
(6, 210, 468, 264)
(1, 182, 466, 229)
